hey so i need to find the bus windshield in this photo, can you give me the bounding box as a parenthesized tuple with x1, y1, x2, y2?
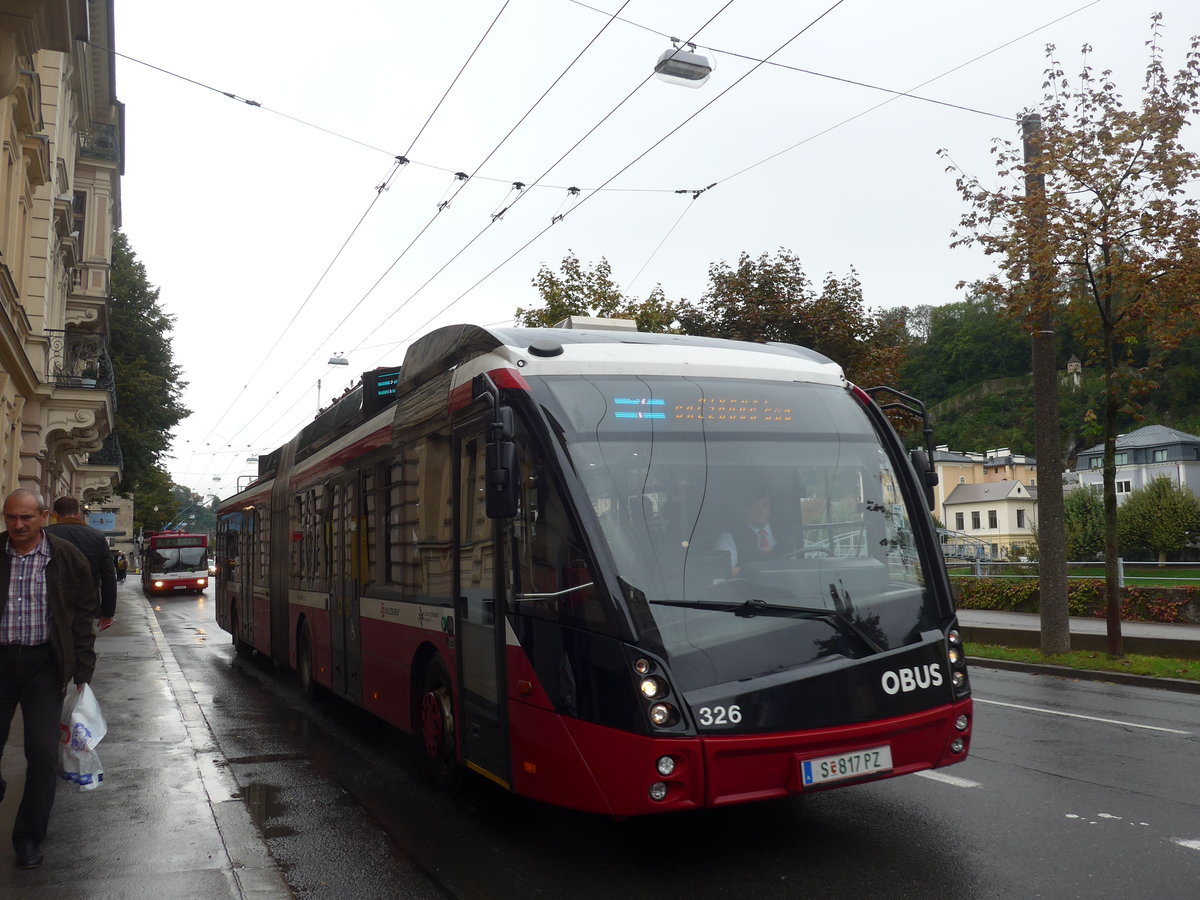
(150, 546, 208, 574)
(533, 375, 941, 691)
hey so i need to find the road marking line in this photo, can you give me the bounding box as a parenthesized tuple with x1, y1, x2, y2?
(915, 770, 981, 788)
(975, 698, 1192, 735)
(1173, 839, 1200, 852)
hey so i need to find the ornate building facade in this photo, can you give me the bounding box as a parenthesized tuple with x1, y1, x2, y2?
(0, 0, 122, 502)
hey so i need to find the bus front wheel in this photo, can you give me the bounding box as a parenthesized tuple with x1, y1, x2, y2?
(420, 656, 460, 786)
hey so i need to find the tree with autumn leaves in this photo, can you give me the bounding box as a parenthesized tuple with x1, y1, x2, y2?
(943, 17, 1200, 656)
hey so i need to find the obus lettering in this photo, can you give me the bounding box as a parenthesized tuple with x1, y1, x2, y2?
(880, 663, 943, 695)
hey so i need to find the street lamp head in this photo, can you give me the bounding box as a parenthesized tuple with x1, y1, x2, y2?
(655, 42, 712, 88)
(328, 352, 349, 366)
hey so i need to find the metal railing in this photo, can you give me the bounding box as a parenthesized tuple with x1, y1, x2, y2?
(45, 327, 115, 393)
(946, 558, 1200, 588)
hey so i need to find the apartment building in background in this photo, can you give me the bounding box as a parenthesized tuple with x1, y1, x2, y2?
(934, 446, 1039, 558)
(0, 0, 123, 503)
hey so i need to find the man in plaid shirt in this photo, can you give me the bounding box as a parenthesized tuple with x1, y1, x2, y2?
(0, 489, 97, 870)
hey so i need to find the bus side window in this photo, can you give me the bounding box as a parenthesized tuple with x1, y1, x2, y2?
(513, 450, 609, 634)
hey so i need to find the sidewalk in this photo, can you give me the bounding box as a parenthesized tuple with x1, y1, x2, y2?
(957, 608, 1200, 659)
(0, 583, 290, 898)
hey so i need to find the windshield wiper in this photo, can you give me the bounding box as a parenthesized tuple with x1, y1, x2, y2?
(648, 598, 884, 655)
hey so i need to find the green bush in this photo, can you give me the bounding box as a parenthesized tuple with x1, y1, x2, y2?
(953, 578, 1196, 624)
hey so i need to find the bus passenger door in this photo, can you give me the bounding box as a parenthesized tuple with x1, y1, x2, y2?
(329, 475, 363, 703)
(241, 512, 257, 646)
(454, 421, 509, 784)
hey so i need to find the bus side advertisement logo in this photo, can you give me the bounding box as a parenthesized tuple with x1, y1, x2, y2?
(880, 663, 943, 695)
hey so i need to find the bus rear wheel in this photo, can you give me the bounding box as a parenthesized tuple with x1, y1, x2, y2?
(420, 656, 460, 786)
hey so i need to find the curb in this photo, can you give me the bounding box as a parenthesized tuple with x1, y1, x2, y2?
(144, 602, 293, 898)
(966, 656, 1200, 694)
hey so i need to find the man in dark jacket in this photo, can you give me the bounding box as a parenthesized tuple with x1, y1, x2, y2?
(1, 489, 98, 870)
(45, 496, 116, 632)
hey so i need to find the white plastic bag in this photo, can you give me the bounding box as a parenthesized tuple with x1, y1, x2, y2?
(59, 683, 107, 791)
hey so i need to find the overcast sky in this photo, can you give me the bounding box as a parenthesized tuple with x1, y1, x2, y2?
(111, 0, 1198, 496)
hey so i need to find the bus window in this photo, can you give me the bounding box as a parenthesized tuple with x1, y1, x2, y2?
(512, 436, 608, 634)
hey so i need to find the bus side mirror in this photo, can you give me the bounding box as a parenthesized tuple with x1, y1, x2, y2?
(486, 440, 520, 519)
(909, 449, 938, 512)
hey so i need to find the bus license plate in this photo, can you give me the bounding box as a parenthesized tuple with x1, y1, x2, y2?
(801, 745, 892, 786)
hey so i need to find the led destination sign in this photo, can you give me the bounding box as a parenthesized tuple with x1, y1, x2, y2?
(612, 396, 793, 424)
(153, 536, 206, 548)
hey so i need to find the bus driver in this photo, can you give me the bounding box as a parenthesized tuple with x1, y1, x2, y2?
(713, 488, 787, 577)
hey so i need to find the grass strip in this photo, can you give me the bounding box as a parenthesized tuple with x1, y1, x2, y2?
(965, 642, 1199, 682)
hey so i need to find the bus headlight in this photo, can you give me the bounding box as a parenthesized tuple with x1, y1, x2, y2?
(656, 755, 676, 776)
(640, 677, 665, 700)
(634, 658, 654, 675)
(950, 738, 965, 754)
(952, 671, 967, 689)
(649, 703, 677, 727)
(948, 647, 961, 664)
(648, 782, 668, 801)
(955, 714, 969, 731)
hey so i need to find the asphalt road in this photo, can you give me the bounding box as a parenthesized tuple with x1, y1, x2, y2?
(153, 592, 1200, 899)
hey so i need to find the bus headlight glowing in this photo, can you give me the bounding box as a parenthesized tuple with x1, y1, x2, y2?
(955, 714, 969, 731)
(154, 581, 164, 588)
(948, 647, 961, 664)
(656, 755, 676, 776)
(648, 782, 668, 801)
(950, 738, 965, 754)
(639, 677, 665, 699)
(648, 703, 676, 726)
(634, 658, 653, 675)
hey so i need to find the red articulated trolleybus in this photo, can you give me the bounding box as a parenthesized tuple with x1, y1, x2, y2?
(215, 319, 972, 816)
(142, 531, 210, 594)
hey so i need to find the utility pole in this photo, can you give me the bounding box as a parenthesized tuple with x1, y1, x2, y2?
(1023, 113, 1070, 655)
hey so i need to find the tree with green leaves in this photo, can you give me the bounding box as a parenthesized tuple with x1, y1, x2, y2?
(1063, 486, 1105, 561)
(675, 250, 905, 388)
(109, 231, 190, 495)
(943, 19, 1200, 655)
(1117, 478, 1200, 564)
(516, 251, 682, 333)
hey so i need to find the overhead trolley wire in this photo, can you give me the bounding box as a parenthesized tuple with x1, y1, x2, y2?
(203, 0, 642, 459)
(360, 0, 851, 369)
(348, 0, 740, 359)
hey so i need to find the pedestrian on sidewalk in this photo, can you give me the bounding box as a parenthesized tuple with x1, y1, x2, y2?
(45, 497, 116, 632)
(0, 489, 99, 870)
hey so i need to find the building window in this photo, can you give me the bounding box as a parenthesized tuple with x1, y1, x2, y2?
(958, 476, 966, 484)
(1029, 478, 1035, 486)
(988, 510, 998, 528)
(990, 543, 999, 557)
(1153, 448, 1167, 462)
(1089, 457, 1101, 468)
(955, 512, 964, 530)
(1017, 509, 1026, 528)
(971, 511, 981, 530)
(1114, 452, 1128, 465)
(1116, 480, 1132, 493)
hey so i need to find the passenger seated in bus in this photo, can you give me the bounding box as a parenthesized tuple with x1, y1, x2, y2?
(713, 489, 789, 577)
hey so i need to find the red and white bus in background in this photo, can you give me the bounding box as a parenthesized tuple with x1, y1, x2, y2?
(141, 531, 210, 594)
(215, 320, 971, 816)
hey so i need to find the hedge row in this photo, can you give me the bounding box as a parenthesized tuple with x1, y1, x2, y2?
(952, 578, 1199, 624)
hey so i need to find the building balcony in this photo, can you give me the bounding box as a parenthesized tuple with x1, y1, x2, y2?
(45, 326, 116, 395)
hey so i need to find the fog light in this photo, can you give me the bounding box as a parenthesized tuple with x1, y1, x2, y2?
(197, 578, 207, 586)
(640, 677, 664, 699)
(656, 755, 676, 776)
(634, 658, 653, 675)
(649, 703, 676, 726)
(948, 647, 961, 664)
(948, 629, 961, 645)
(648, 781, 668, 801)
(950, 737, 965, 753)
(952, 671, 967, 689)
(955, 714, 969, 731)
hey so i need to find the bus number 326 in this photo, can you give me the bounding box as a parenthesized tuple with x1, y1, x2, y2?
(696, 705, 742, 726)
